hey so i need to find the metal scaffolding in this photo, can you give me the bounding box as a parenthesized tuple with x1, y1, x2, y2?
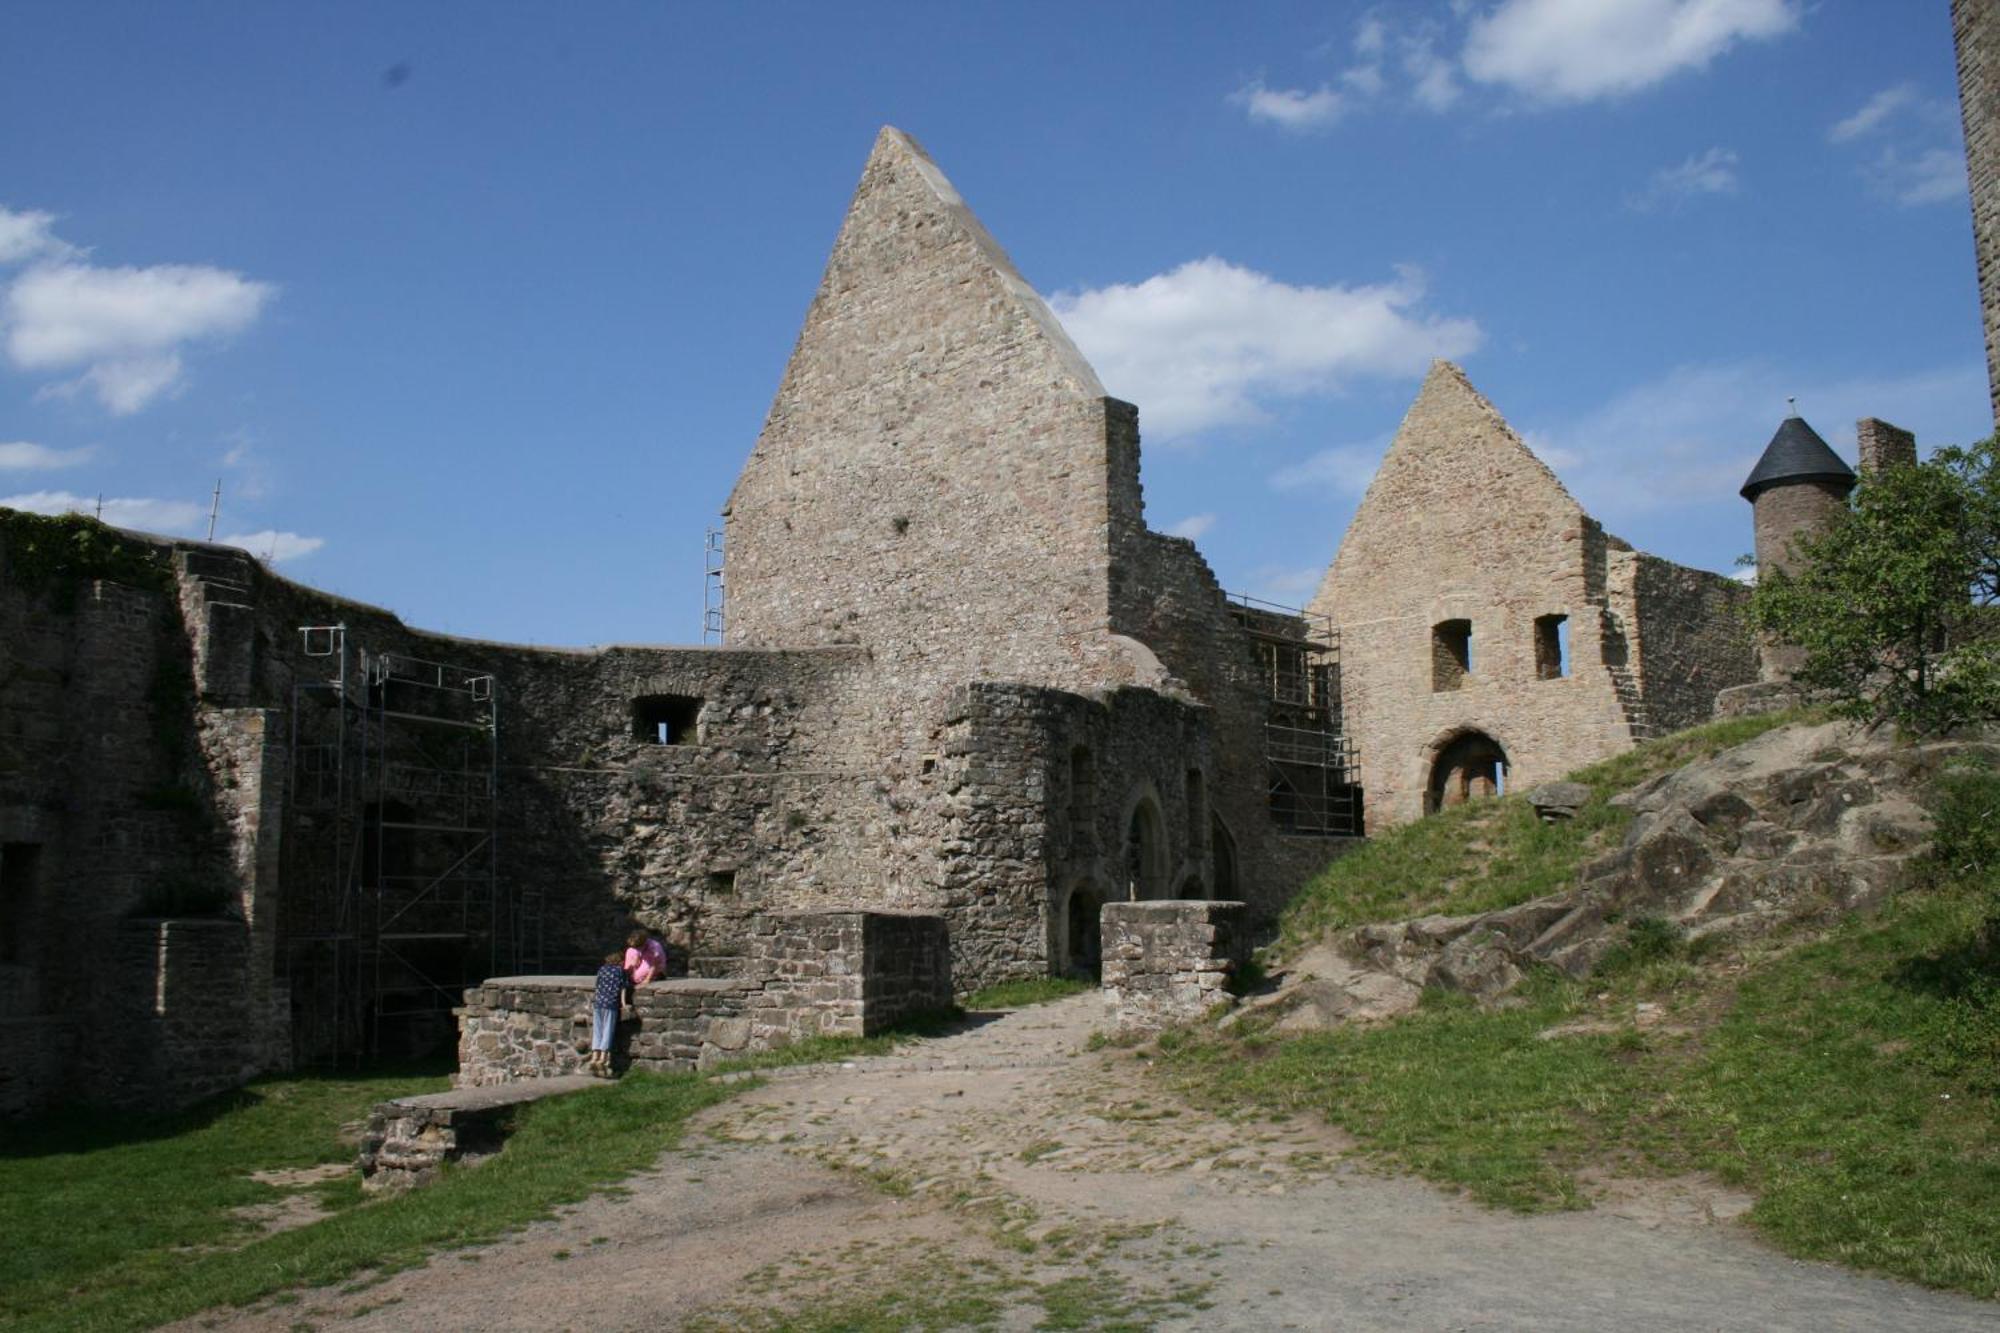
(283, 624, 532, 1064)
(1225, 593, 1363, 837)
(703, 527, 726, 644)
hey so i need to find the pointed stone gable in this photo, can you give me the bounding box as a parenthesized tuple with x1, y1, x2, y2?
(1330, 362, 1581, 587)
(721, 127, 1133, 688)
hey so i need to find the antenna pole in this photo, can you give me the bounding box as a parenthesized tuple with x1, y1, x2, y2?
(206, 478, 222, 541)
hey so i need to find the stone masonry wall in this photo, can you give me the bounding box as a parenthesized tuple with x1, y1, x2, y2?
(1316, 363, 1646, 830)
(456, 909, 950, 1084)
(98, 919, 267, 1110)
(1101, 899, 1246, 1033)
(1958, 0, 2000, 426)
(1630, 555, 1757, 735)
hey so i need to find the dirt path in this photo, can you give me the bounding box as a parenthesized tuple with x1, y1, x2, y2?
(190, 996, 1997, 1331)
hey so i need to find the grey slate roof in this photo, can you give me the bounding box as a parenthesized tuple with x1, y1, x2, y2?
(1740, 415, 1857, 501)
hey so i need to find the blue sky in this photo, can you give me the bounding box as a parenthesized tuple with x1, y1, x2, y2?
(0, 1, 1987, 645)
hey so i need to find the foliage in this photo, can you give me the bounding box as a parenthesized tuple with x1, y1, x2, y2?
(1746, 438, 2000, 733)
(1925, 757, 2000, 889)
(1276, 711, 1802, 951)
(1, 1067, 735, 1332)
(0, 509, 171, 608)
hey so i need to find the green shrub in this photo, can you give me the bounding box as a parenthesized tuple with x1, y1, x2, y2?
(1928, 758, 2000, 884)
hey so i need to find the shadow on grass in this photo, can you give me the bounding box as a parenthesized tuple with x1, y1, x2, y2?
(0, 1056, 456, 1161)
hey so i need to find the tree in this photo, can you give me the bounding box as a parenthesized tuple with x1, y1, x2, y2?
(1746, 437, 2000, 734)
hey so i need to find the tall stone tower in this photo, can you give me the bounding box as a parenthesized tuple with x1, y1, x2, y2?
(1741, 412, 1857, 678)
(1956, 0, 2000, 425)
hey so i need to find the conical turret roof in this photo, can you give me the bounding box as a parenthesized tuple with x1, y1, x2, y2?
(1740, 414, 1856, 501)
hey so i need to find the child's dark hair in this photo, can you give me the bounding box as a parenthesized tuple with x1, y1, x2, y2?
(604, 949, 625, 965)
(627, 929, 647, 948)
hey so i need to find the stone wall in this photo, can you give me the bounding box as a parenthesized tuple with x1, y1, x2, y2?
(1316, 364, 1648, 829)
(1101, 899, 1246, 1033)
(1315, 363, 1758, 830)
(99, 919, 269, 1110)
(456, 909, 951, 1085)
(1958, 0, 2000, 426)
(1630, 555, 1757, 735)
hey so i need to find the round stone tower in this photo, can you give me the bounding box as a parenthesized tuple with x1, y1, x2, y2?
(1741, 411, 1856, 679)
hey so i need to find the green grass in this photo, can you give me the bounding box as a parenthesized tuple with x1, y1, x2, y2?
(1276, 710, 1808, 951)
(962, 976, 1092, 1010)
(2, 1068, 737, 1332)
(1159, 879, 2000, 1297)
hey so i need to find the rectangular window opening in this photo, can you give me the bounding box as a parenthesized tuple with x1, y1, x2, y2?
(632, 694, 703, 745)
(1432, 619, 1472, 692)
(1535, 614, 1570, 680)
(706, 869, 736, 895)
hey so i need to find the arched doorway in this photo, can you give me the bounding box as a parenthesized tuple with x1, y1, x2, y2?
(1062, 882, 1105, 980)
(1426, 731, 1509, 814)
(1123, 796, 1168, 900)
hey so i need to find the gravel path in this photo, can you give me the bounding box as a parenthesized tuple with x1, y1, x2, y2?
(187, 995, 1998, 1331)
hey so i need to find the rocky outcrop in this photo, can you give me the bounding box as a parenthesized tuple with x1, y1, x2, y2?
(1274, 721, 1999, 1013)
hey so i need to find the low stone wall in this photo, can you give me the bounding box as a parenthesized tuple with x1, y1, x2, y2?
(456, 910, 952, 1085)
(1102, 900, 1247, 1033)
(359, 1076, 597, 1191)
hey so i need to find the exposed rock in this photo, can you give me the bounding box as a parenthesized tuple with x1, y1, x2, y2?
(1526, 781, 1592, 822)
(1268, 720, 2000, 1020)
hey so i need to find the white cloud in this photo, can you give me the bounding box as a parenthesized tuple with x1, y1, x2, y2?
(1354, 15, 1388, 57)
(1229, 81, 1347, 132)
(1165, 512, 1217, 540)
(1462, 0, 1799, 104)
(1864, 146, 1967, 208)
(0, 441, 94, 471)
(2, 489, 207, 533)
(1829, 85, 1916, 142)
(1403, 32, 1463, 111)
(217, 529, 324, 563)
(1522, 360, 1991, 525)
(0, 207, 75, 266)
(1628, 147, 1741, 212)
(0, 211, 276, 415)
(1049, 258, 1482, 441)
(1730, 566, 1757, 585)
(1269, 440, 1392, 497)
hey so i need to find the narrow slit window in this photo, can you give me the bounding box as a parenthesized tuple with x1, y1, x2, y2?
(1432, 619, 1472, 692)
(632, 694, 703, 744)
(1535, 614, 1570, 680)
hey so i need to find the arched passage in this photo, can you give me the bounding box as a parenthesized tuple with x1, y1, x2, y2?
(1123, 795, 1168, 900)
(1426, 731, 1509, 814)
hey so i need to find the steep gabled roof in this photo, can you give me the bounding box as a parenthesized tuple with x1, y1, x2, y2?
(1740, 415, 1856, 501)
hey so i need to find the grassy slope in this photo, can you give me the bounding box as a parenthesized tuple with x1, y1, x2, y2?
(1277, 711, 1805, 950)
(1158, 713, 2000, 1299)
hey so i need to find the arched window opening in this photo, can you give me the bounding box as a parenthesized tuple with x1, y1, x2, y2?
(1211, 815, 1238, 899)
(1432, 620, 1472, 692)
(1069, 747, 1095, 855)
(1124, 798, 1167, 900)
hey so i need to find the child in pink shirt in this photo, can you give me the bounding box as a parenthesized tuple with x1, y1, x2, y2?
(624, 929, 669, 985)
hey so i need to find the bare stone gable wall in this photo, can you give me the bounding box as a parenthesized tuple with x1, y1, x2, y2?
(1315, 363, 1756, 829)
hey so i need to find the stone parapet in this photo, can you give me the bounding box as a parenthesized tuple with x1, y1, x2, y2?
(1101, 899, 1246, 1033)
(455, 909, 952, 1085)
